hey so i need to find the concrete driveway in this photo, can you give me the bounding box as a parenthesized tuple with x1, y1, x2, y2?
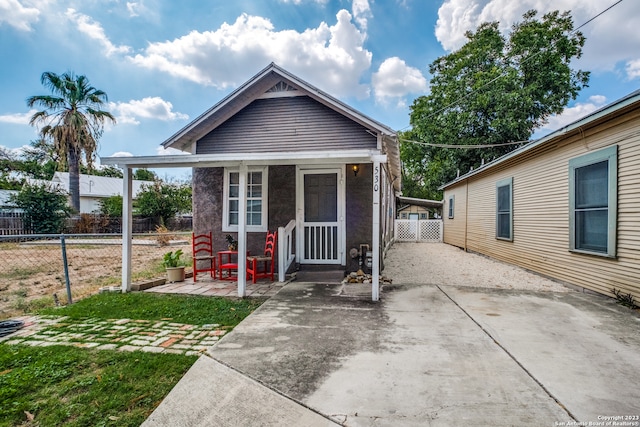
(144, 247, 640, 426)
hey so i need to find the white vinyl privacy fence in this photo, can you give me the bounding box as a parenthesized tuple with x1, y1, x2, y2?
(395, 219, 443, 242)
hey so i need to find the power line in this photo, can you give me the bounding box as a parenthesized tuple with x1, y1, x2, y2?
(574, 0, 623, 32)
(396, 0, 624, 133)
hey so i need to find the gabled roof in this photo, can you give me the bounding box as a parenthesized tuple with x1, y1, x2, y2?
(440, 89, 640, 190)
(163, 62, 396, 150)
(160, 63, 401, 190)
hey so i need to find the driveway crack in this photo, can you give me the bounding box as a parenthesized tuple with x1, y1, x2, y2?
(436, 285, 578, 423)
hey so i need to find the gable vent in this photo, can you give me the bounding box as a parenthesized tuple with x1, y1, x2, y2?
(267, 81, 298, 93)
(260, 81, 303, 99)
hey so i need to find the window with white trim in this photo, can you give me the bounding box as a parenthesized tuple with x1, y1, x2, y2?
(569, 146, 617, 257)
(496, 177, 513, 241)
(448, 195, 454, 219)
(223, 167, 268, 232)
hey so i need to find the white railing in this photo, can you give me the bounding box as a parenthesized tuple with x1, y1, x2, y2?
(302, 223, 339, 263)
(395, 219, 443, 242)
(278, 219, 296, 282)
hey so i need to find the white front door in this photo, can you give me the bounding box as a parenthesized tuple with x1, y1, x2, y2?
(297, 167, 345, 265)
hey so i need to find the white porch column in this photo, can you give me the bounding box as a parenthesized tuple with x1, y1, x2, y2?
(121, 167, 133, 293)
(237, 163, 247, 297)
(371, 159, 381, 302)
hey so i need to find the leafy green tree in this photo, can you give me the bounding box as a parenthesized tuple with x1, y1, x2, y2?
(99, 195, 123, 217)
(404, 9, 589, 199)
(27, 72, 116, 213)
(133, 168, 157, 181)
(0, 139, 60, 190)
(10, 183, 71, 234)
(19, 138, 58, 181)
(135, 182, 192, 226)
(82, 165, 123, 178)
(0, 148, 21, 190)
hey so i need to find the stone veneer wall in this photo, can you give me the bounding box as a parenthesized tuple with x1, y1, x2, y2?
(193, 164, 373, 270)
(345, 163, 373, 260)
(192, 166, 295, 266)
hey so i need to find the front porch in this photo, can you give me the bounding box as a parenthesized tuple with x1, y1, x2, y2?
(100, 64, 402, 302)
(144, 276, 286, 298)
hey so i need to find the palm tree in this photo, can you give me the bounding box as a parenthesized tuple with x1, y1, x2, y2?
(27, 72, 116, 213)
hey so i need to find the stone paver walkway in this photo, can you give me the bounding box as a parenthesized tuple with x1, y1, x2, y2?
(145, 278, 285, 297)
(0, 315, 226, 355)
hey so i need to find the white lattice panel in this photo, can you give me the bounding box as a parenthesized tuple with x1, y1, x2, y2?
(395, 220, 418, 241)
(419, 220, 443, 242)
(395, 219, 442, 242)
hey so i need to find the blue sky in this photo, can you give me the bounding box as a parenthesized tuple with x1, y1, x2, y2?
(1, 0, 639, 173)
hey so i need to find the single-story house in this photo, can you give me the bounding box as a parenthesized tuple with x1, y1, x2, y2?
(27, 172, 153, 213)
(102, 63, 401, 301)
(440, 89, 640, 302)
(397, 196, 443, 219)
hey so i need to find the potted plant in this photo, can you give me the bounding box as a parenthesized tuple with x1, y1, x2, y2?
(225, 234, 238, 251)
(163, 249, 186, 283)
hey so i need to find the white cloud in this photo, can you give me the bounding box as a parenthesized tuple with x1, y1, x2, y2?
(156, 146, 189, 156)
(65, 8, 131, 56)
(352, 0, 372, 31)
(110, 151, 134, 157)
(435, 0, 640, 74)
(126, 2, 141, 17)
(372, 57, 427, 105)
(626, 59, 640, 80)
(0, 109, 37, 125)
(0, 144, 30, 158)
(537, 95, 607, 135)
(0, 0, 40, 31)
(110, 97, 189, 125)
(128, 10, 372, 98)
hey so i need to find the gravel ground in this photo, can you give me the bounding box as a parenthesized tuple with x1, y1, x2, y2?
(382, 242, 570, 292)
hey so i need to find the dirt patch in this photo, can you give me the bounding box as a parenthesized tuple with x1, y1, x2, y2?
(382, 242, 569, 292)
(0, 238, 191, 319)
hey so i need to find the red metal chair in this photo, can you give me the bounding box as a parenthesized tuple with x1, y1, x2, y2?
(192, 232, 216, 281)
(246, 230, 277, 283)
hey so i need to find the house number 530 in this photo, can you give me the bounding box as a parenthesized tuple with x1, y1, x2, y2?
(374, 166, 379, 192)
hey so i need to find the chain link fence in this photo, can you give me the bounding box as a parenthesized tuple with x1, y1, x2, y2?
(0, 213, 193, 235)
(0, 232, 192, 319)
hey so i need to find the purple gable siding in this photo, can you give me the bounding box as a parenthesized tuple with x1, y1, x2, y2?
(196, 96, 377, 154)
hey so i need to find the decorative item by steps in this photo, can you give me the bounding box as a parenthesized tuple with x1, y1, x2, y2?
(163, 249, 186, 283)
(225, 234, 238, 251)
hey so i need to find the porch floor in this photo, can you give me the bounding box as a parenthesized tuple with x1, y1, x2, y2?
(144, 276, 286, 298)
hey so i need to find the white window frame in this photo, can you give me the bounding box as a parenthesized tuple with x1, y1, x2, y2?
(496, 177, 513, 241)
(448, 195, 455, 219)
(222, 166, 268, 232)
(569, 146, 617, 257)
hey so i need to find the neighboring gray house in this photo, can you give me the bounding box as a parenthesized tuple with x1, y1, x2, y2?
(27, 172, 153, 213)
(0, 190, 20, 213)
(102, 63, 401, 301)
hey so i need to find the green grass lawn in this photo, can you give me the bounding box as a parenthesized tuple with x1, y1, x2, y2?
(0, 345, 196, 427)
(38, 291, 265, 327)
(0, 292, 265, 426)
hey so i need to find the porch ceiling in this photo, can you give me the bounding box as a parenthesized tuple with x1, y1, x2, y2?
(100, 149, 385, 170)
